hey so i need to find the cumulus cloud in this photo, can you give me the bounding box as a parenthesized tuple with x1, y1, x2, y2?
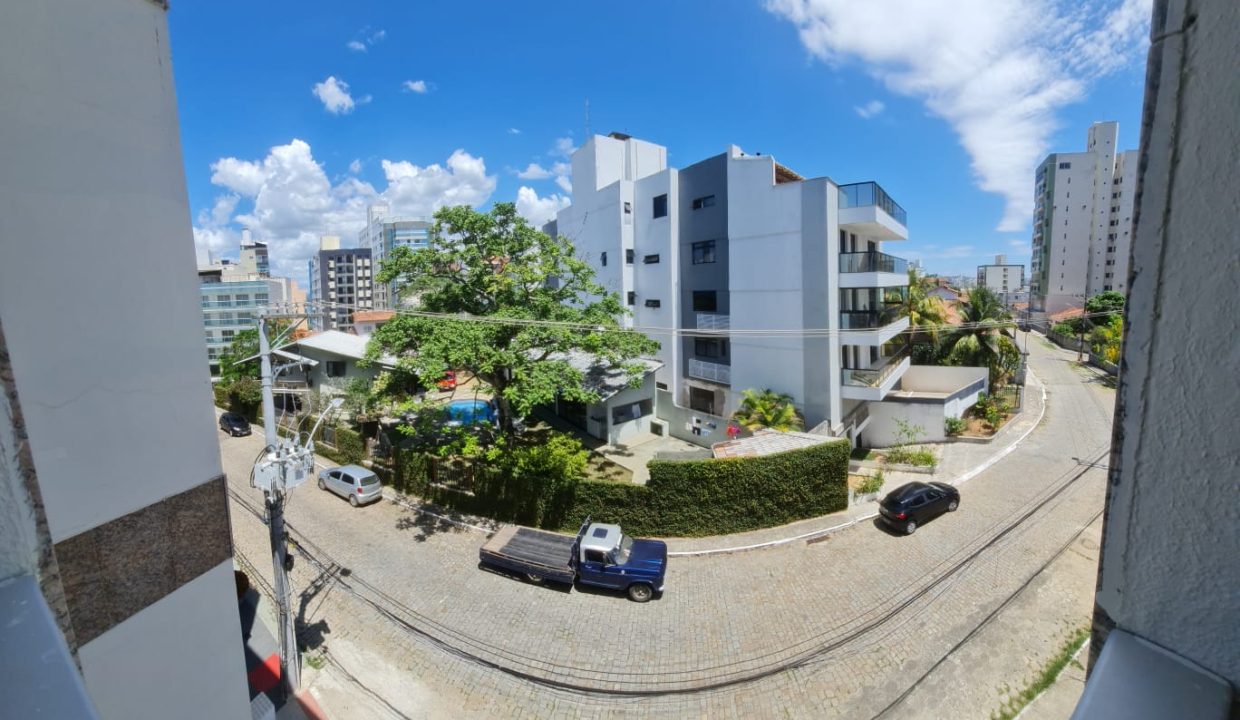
(312, 76, 357, 114)
(347, 27, 385, 52)
(516, 163, 552, 180)
(402, 79, 429, 94)
(346, 40, 366, 52)
(766, 0, 1151, 231)
(349, 158, 362, 174)
(854, 99, 885, 118)
(515, 187, 571, 227)
(193, 139, 496, 278)
(552, 137, 576, 157)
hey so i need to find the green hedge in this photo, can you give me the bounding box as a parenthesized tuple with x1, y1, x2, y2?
(381, 437, 850, 538)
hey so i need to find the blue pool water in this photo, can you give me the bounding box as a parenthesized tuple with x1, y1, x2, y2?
(443, 399, 495, 426)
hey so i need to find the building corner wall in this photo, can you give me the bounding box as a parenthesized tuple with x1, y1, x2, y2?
(1091, 0, 1240, 686)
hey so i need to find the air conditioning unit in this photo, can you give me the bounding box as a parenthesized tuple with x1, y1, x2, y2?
(649, 420, 666, 437)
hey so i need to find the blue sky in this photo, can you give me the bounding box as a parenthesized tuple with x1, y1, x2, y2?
(172, 0, 1150, 281)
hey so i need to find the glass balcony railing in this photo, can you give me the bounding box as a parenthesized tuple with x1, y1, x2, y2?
(842, 346, 910, 388)
(840, 306, 906, 330)
(839, 251, 908, 274)
(838, 182, 908, 226)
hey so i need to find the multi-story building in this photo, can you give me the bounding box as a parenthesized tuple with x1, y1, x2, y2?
(0, 0, 249, 715)
(547, 133, 987, 448)
(308, 235, 374, 331)
(976, 254, 1026, 303)
(238, 229, 269, 277)
(358, 203, 432, 308)
(199, 268, 269, 376)
(1030, 121, 1137, 313)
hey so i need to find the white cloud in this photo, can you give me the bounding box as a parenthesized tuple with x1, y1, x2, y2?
(552, 137, 576, 157)
(312, 76, 357, 114)
(402, 79, 429, 94)
(516, 163, 552, 180)
(371, 29, 386, 42)
(193, 139, 496, 278)
(347, 27, 386, 52)
(767, 0, 1151, 231)
(349, 159, 362, 174)
(555, 174, 572, 194)
(515, 187, 571, 227)
(854, 99, 885, 118)
(508, 128, 521, 135)
(346, 40, 366, 52)
(1008, 238, 1028, 249)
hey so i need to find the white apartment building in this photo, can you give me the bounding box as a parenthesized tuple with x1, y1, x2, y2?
(308, 235, 374, 331)
(358, 203, 432, 309)
(1031, 121, 1137, 313)
(548, 134, 986, 448)
(976, 254, 1027, 302)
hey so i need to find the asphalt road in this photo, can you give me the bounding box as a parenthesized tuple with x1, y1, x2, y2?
(221, 334, 1116, 718)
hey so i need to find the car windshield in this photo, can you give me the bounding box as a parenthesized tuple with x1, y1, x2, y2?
(613, 535, 634, 564)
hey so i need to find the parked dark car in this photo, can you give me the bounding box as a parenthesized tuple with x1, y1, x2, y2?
(878, 481, 960, 534)
(218, 412, 252, 437)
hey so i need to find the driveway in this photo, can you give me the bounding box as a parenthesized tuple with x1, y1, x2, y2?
(221, 334, 1116, 718)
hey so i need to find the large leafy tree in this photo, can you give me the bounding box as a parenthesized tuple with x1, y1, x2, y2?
(903, 268, 949, 362)
(367, 203, 660, 437)
(731, 389, 805, 432)
(942, 286, 1021, 386)
(1085, 290, 1126, 317)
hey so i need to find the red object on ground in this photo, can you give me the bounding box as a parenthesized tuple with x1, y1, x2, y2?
(437, 370, 457, 391)
(248, 653, 281, 695)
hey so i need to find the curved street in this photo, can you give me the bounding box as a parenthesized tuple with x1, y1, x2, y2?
(223, 333, 1116, 718)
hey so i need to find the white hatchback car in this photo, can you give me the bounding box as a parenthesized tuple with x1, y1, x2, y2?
(317, 464, 382, 507)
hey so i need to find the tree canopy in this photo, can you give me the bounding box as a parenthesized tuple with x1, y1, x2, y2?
(731, 389, 805, 432)
(1085, 290, 1126, 317)
(942, 286, 1021, 387)
(367, 203, 660, 436)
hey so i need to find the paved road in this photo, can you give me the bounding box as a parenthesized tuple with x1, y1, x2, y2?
(222, 334, 1116, 718)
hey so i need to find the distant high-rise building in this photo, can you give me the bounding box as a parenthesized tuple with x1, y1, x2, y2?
(358, 203, 432, 308)
(1030, 122, 1137, 313)
(308, 235, 373, 331)
(976, 254, 1026, 303)
(238, 229, 269, 277)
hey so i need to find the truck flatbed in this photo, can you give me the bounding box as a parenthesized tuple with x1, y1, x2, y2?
(479, 525, 577, 584)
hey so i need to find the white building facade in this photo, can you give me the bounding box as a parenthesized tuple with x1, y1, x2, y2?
(1031, 122, 1137, 313)
(976, 254, 1027, 303)
(547, 134, 980, 448)
(358, 203, 432, 309)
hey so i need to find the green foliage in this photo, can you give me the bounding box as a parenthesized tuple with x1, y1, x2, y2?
(1089, 315, 1124, 364)
(342, 377, 380, 421)
(884, 419, 936, 468)
(945, 416, 966, 436)
(1051, 322, 1078, 337)
(856, 471, 884, 495)
(479, 434, 589, 526)
(731, 388, 804, 431)
(973, 392, 1011, 430)
(367, 203, 660, 436)
(217, 320, 294, 384)
(212, 383, 230, 408)
(904, 268, 949, 346)
(1085, 290, 1125, 316)
(991, 627, 1090, 720)
(334, 426, 366, 464)
(942, 286, 1020, 387)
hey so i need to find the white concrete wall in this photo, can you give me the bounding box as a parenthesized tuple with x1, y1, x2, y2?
(633, 171, 679, 390)
(78, 561, 249, 720)
(1094, 0, 1239, 685)
(864, 401, 948, 447)
(899, 365, 988, 393)
(602, 374, 657, 446)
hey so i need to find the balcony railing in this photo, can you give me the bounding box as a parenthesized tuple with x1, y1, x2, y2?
(842, 346, 910, 388)
(840, 306, 906, 330)
(841, 402, 870, 430)
(696, 312, 730, 331)
(839, 251, 908, 275)
(838, 182, 908, 226)
(688, 358, 731, 385)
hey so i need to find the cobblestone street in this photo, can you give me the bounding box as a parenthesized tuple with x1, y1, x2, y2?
(223, 334, 1115, 718)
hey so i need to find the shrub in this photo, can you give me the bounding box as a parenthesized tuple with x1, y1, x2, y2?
(1051, 322, 1077, 337)
(334, 426, 366, 464)
(856, 471, 884, 495)
(945, 417, 965, 436)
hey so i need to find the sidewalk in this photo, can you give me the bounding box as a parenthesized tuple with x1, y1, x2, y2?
(663, 370, 1046, 556)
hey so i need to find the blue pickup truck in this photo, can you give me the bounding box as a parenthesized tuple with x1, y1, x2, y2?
(479, 517, 668, 602)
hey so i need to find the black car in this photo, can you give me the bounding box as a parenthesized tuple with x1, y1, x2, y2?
(878, 481, 960, 534)
(218, 412, 252, 437)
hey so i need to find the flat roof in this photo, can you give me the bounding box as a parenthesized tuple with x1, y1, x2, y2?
(712, 428, 833, 459)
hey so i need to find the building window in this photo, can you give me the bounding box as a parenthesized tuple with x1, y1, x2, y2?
(652, 194, 668, 218)
(692, 240, 716, 264)
(656, 382, 668, 391)
(692, 290, 717, 312)
(626, 249, 634, 264)
(601, 251, 607, 267)
(1058, 161, 1071, 169)
(623, 201, 632, 214)
(644, 299, 661, 308)
(691, 195, 716, 210)
(643, 254, 660, 264)
(694, 338, 727, 359)
(326, 361, 347, 377)
(688, 387, 716, 415)
(627, 291, 635, 306)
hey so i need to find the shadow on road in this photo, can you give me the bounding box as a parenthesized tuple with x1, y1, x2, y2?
(476, 562, 573, 595)
(296, 560, 348, 652)
(394, 507, 475, 542)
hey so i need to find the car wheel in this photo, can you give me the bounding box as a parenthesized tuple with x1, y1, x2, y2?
(627, 583, 654, 603)
(349, 494, 359, 507)
(317, 477, 326, 491)
(905, 520, 918, 535)
(948, 499, 959, 512)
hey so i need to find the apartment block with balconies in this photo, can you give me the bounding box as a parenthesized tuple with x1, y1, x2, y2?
(547, 134, 959, 448)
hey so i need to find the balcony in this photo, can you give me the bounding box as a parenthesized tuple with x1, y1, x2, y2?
(839, 311, 909, 346)
(840, 347, 911, 401)
(839, 251, 909, 288)
(696, 312, 730, 331)
(688, 358, 731, 385)
(838, 182, 908, 240)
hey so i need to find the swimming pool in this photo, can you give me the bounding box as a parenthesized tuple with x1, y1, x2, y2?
(443, 399, 496, 426)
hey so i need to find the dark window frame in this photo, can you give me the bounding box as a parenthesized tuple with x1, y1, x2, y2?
(625, 249, 634, 264)
(691, 195, 716, 210)
(691, 240, 716, 265)
(652, 194, 668, 218)
(692, 290, 718, 312)
(643, 254, 660, 264)
(644, 299, 661, 308)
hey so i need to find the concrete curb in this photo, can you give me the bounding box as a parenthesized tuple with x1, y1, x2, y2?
(667, 368, 1048, 557)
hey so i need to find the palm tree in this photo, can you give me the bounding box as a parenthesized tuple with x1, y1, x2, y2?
(731, 389, 805, 432)
(942, 286, 1020, 386)
(904, 268, 949, 343)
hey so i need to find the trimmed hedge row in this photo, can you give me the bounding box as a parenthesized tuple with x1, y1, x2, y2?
(376, 437, 851, 538)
